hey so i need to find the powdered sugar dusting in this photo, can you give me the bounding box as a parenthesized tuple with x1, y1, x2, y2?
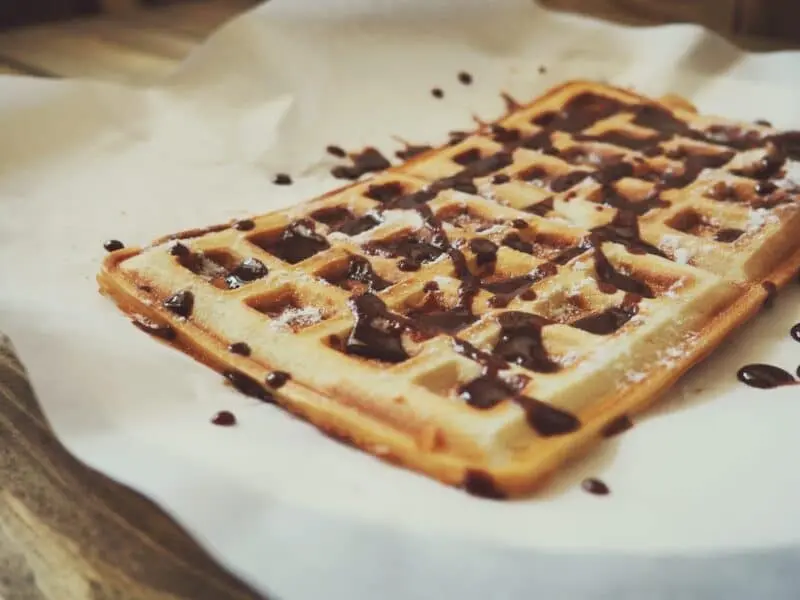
(559, 350, 580, 367)
(478, 182, 498, 203)
(269, 306, 324, 331)
(777, 160, 800, 190)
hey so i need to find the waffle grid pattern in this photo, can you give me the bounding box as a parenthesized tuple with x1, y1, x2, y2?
(99, 81, 800, 497)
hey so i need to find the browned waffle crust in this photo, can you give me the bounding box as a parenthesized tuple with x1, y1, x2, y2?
(98, 81, 800, 498)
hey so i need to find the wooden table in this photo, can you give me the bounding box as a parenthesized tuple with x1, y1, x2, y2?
(0, 1, 794, 598)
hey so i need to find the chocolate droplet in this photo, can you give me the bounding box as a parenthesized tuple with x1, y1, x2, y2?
(211, 410, 236, 426)
(103, 239, 124, 252)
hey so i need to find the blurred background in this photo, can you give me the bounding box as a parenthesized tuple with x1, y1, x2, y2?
(0, 1, 795, 83)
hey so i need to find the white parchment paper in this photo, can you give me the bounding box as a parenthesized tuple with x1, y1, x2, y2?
(1, 1, 799, 598)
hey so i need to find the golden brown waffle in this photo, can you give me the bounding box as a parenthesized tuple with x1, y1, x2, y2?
(98, 81, 800, 498)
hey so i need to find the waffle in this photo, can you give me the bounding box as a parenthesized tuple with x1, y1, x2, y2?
(98, 81, 800, 498)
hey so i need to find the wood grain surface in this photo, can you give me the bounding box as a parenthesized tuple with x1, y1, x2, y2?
(0, 1, 794, 599)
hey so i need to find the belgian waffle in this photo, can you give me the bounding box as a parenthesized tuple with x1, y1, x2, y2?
(98, 81, 800, 498)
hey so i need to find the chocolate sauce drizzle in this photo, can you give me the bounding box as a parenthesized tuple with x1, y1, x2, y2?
(463, 469, 506, 499)
(228, 342, 251, 356)
(273, 173, 293, 186)
(337, 255, 392, 292)
(601, 414, 633, 438)
(493, 312, 561, 373)
(131, 317, 175, 341)
(226, 257, 268, 289)
(261, 220, 330, 264)
(311, 206, 382, 236)
(224, 370, 275, 402)
(396, 144, 433, 160)
(266, 371, 291, 389)
(345, 293, 411, 363)
(571, 294, 640, 335)
(331, 147, 392, 180)
(163, 290, 194, 318)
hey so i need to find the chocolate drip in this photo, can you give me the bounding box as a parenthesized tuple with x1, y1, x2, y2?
(524, 197, 554, 216)
(590, 159, 635, 185)
(273, 173, 292, 185)
(592, 246, 654, 297)
(463, 470, 506, 499)
(571, 294, 640, 334)
(494, 312, 560, 373)
(769, 131, 800, 160)
(452, 147, 484, 165)
(384, 189, 438, 211)
(469, 238, 499, 267)
(581, 478, 610, 495)
(312, 206, 382, 237)
(715, 228, 744, 243)
(331, 147, 391, 180)
(266, 371, 290, 389)
(458, 71, 473, 85)
(407, 298, 477, 333)
(223, 370, 274, 402)
(454, 338, 579, 436)
(431, 88, 444, 99)
(439, 151, 514, 191)
(459, 374, 517, 409)
(602, 414, 633, 438)
(591, 209, 666, 257)
(660, 151, 735, 189)
(755, 181, 778, 196)
(163, 290, 194, 318)
(364, 234, 444, 271)
(595, 184, 668, 216)
(491, 173, 511, 184)
(228, 342, 251, 356)
(448, 130, 470, 146)
(490, 124, 521, 145)
(731, 144, 785, 180)
(520, 396, 581, 436)
(737, 364, 797, 389)
(345, 293, 410, 363)
(395, 144, 432, 160)
(791, 323, 800, 343)
(326, 145, 347, 158)
(132, 317, 175, 341)
(234, 219, 255, 231)
(550, 170, 591, 192)
(501, 232, 533, 254)
(103, 239, 124, 252)
(226, 258, 268, 290)
(211, 410, 236, 426)
(501, 92, 522, 113)
(366, 181, 407, 203)
(343, 255, 392, 292)
(267, 220, 330, 264)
